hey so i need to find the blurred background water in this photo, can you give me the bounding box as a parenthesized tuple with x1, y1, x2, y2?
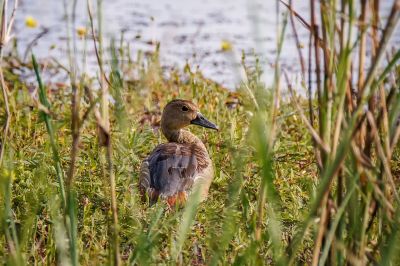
(12, 0, 400, 89)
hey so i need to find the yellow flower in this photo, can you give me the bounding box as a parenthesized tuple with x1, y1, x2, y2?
(25, 16, 38, 28)
(221, 40, 232, 52)
(76, 27, 87, 38)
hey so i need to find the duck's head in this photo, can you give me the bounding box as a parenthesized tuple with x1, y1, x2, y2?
(161, 99, 218, 133)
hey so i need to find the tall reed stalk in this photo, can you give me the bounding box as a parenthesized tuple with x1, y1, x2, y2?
(0, 0, 17, 167)
(88, 0, 120, 264)
(0, 3, 18, 261)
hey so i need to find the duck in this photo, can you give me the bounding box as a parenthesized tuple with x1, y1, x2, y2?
(139, 99, 218, 207)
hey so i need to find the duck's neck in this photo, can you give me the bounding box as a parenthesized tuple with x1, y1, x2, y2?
(163, 127, 207, 148)
(163, 128, 197, 143)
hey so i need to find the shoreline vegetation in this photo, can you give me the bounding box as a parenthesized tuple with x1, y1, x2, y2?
(1, 0, 400, 265)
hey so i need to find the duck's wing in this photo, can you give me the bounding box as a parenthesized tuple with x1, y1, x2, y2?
(140, 143, 209, 203)
(149, 143, 199, 196)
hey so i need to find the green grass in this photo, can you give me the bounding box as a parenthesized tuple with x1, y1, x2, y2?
(0, 51, 320, 264)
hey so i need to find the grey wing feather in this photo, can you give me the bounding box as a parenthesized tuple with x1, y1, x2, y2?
(148, 144, 198, 197)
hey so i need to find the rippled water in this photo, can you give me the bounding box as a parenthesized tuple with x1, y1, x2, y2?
(13, 0, 400, 89)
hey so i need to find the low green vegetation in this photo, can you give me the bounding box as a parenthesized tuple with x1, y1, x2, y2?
(0, 49, 318, 264)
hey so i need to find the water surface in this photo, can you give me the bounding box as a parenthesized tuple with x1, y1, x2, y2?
(13, 0, 400, 89)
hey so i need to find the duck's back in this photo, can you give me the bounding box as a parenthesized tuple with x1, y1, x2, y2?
(139, 142, 212, 205)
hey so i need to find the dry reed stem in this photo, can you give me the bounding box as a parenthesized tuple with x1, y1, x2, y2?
(364, 170, 395, 214)
(311, 192, 329, 266)
(360, 1, 399, 100)
(87, 1, 120, 264)
(22, 28, 49, 62)
(288, 0, 306, 76)
(284, 71, 330, 154)
(279, 0, 327, 51)
(334, 241, 363, 266)
(366, 112, 400, 204)
(390, 124, 400, 154)
(0, 0, 18, 166)
(378, 86, 391, 157)
(288, 0, 316, 132)
(64, 0, 80, 192)
(349, 141, 372, 169)
(357, 0, 367, 93)
(319, 2, 334, 156)
(332, 107, 344, 157)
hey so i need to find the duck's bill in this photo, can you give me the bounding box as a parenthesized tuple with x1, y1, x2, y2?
(191, 112, 219, 130)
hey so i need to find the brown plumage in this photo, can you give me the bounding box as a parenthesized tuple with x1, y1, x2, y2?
(139, 99, 218, 206)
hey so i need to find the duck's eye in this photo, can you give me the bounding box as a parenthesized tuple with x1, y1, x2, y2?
(182, 106, 189, 112)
